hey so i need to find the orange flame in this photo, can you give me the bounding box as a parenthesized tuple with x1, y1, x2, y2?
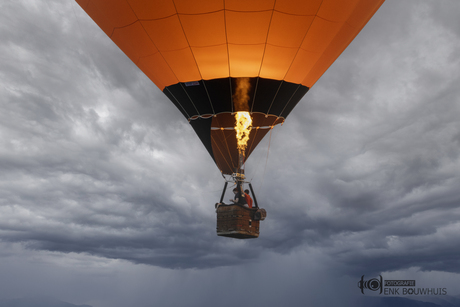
(235, 111, 252, 152)
(233, 78, 252, 170)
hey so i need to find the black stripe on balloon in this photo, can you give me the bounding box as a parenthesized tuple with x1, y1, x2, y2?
(280, 85, 309, 118)
(189, 117, 214, 162)
(163, 77, 309, 119)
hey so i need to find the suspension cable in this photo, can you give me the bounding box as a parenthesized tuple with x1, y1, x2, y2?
(258, 126, 273, 195)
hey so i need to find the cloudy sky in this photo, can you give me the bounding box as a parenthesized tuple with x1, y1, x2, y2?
(1, 1, 460, 306)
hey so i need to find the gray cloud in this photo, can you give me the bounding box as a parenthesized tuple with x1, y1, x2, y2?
(1, 3, 460, 303)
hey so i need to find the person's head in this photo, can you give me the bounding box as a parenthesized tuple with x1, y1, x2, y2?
(244, 189, 249, 194)
(233, 188, 238, 194)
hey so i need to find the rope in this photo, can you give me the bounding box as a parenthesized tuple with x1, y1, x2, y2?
(258, 126, 273, 195)
(249, 129, 265, 182)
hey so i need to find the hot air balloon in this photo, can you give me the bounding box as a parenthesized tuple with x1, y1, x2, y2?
(76, 0, 384, 239)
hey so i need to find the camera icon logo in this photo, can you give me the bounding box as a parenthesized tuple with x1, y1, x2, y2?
(357, 275, 383, 294)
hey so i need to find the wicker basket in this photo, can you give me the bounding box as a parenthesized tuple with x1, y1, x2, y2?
(216, 204, 261, 239)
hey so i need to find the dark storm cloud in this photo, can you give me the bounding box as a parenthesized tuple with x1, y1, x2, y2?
(1, 0, 460, 278)
(0, 1, 267, 269)
(245, 0, 460, 274)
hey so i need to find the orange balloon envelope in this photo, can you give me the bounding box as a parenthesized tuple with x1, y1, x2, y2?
(77, 0, 384, 175)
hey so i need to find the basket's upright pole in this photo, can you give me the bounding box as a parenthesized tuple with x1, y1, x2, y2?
(219, 181, 228, 203)
(248, 183, 259, 209)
